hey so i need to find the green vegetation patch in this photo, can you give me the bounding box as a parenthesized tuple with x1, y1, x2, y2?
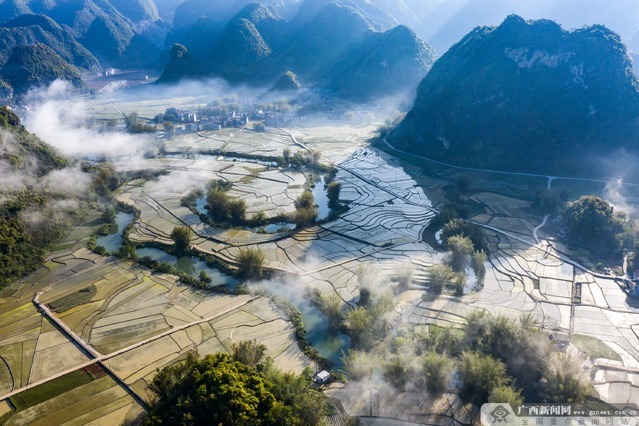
(572, 334, 622, 361)
(48, 285, 97, 313)
(144, 349, 327, 426)
(9, 368, 93, 411)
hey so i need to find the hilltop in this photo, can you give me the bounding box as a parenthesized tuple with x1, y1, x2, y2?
(389, 15, 639, 176)
(159, 2, 436, 101)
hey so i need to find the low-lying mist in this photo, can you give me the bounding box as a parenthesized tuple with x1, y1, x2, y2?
(22, 81, 154, 161)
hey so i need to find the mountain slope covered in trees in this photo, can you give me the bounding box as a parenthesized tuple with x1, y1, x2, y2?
(389, 15, 639, 176)
(0, 44, 85, 95)
(160, 2, 437, 101)
(0, 14, 100, 71)
(0, 106, 93, 288)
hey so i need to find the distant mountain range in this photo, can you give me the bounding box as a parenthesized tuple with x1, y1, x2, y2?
(0, 0, 167, 97)
(159, 2, 436, 102)
(1, 0, 639, 104)
(388, 15, 639, 176)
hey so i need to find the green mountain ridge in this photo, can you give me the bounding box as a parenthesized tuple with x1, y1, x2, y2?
(329, 24, 435, 101)
(285, 2, 373, 80)
(0, 105, 68, 173)
(205, 3, 288, 83)
(0, 106, 90, 289)
(159, 2, 436, 101)
(0, 0, 164, 68)
(389, 15, 639, 177)
(0, 43, 86, 95)
(0, 14, 100, 71)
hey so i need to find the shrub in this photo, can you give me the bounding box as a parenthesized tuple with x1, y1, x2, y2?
(170, 226, 191, 256)
(236, 247, 265, 280)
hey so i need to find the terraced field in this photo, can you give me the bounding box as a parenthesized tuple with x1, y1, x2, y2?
(115, 123, 639, 409)
(1, 116, 639, 423)
(0, 245, 309, 423)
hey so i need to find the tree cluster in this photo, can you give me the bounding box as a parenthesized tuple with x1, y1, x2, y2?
(144, 345, 327, 426)
(342, 311, 592, 407)
(206, 179, 247, 225)
(563, 195, 636, 256)
(125, 112, 156, 134)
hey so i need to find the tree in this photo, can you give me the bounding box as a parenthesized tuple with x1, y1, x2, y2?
(542, 353, 590, 403)
(102, 206, 116, 223)
(534, 189, 562, 213)
(563, 195, 625, 253)
(164, 121, 175, 138)
(451, 271, 466, 297)
(447, 234, 474, 272)
(232, 339, 267, 369)
(472, 250, 487, 284)
(199, 271, 211, 285)
(326, 181, 341, 207)
(293, 207, 317, 226)
(519, 312, 540, 330)
(430, 203, 471, 231)
(253, 122, 266, 132)
(92, 164, 120, 197)
(384, 354, 413, 390)
(295, 190, 315, 210)
(315, 291, 344, 330)
(171, 226, 191, 256)
(126, 111, 156, 134)
(117, 244, 137, 259)
(395, 264, 414, 291)
(346, 307, 373, 348)
(488, 386, 524, 405)
(236, 247, 265, 280)
(454, 175, 472, 196)
(229, 199, 247, 225)
(441, 218, 486, 251)
(309, 150, 321, 166)
(465, 313, 549, 401)
(357, 263, 380, 306)
(282, 148, 291, 163)
(293, 190, 317, 226)
(458, 351, 509, 404)
(428, 264, 455, 295)
(126, 111, 138, 128)
(422, 351, 454, 395)
(207, 188, 230, 222)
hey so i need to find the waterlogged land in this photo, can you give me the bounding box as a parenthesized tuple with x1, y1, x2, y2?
(1, 106, 639, 423)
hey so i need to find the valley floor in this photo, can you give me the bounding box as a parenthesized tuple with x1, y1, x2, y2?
(1, 114, 638, 424)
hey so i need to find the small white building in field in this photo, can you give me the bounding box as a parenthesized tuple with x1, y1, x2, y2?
(313, 370, 330, 384)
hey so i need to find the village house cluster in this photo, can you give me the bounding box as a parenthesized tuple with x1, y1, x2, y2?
(152, 106, 293, 135)
(154, 107, 249, 133)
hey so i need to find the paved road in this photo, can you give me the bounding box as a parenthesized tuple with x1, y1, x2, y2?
(382, 137, 639, 188)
